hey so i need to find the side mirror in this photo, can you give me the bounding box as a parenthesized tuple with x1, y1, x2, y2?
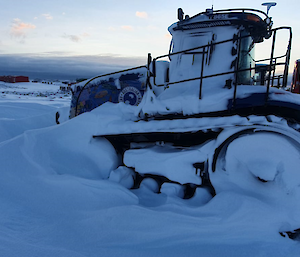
(178, 8, 184, 21)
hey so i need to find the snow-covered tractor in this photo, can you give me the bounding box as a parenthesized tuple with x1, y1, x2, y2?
(69, 5, 300, 234)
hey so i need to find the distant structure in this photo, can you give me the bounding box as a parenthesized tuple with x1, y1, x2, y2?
(0, 75, 29, 83)
(60, 80, 76, 92)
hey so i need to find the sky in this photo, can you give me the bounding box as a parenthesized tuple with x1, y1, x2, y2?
(0, 0, 299, 80)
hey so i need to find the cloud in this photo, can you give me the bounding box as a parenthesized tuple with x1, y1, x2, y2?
(108, 26, 117, 31)
(42, 13, 53, 20)
(63, 33, 90, 43)
(63, 34, 81, 42)
(10, 19, 36, 38)
(136, 11, 148, 19)
(0, 53, 146, 80)
(147, 25, 158, 31)
(81, 32, 90, 38)
(121, 25, 134, 31)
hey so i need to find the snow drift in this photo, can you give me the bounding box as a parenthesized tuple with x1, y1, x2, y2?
(1, 81, 300, 256)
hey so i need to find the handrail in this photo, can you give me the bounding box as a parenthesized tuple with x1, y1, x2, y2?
(282, 27, 292, 88)
(154, 36, 248, 61)
(158, 64, 286, 87)
(152, 34, 249, 86)
(151, 26, 292, 109)
(233, 30, 242, 108)
(77, 65, 146, 91)
(213, 8, 268, 17)
(192, 8, 269, 20)
(74, 65, 147, 116)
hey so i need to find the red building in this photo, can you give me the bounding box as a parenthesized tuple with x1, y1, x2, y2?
(0, 75, 29, 83)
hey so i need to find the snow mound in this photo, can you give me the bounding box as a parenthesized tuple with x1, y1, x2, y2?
(1, 82, 300, 256)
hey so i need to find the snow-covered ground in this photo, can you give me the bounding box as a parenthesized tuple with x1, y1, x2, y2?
(1, 81, 300, 257)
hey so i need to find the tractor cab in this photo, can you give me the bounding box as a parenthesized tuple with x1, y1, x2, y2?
(169, 8, 271, 84)
(151, 7, 276, 98)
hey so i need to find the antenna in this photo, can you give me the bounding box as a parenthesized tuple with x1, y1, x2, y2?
(262, 2, 277, 15)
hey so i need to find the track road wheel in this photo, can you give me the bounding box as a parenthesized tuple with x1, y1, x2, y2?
(210, 129, 300, 200)
(160, 182, 185, 198)
(139, 178, 160, 193)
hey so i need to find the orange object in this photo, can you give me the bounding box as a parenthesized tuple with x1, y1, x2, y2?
(291, 60, 300, 93)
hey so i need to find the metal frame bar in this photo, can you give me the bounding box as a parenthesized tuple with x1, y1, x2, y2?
(233, 31, 242, 109)
(199, 47, 206, 99)
(74, 65, 147, 116)
(192, 8, 269, 20)
(265, 30, 277, 103)
(152, 26, 292, 107)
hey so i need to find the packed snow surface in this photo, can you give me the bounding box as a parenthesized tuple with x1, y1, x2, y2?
(1, 81, 300, 256)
